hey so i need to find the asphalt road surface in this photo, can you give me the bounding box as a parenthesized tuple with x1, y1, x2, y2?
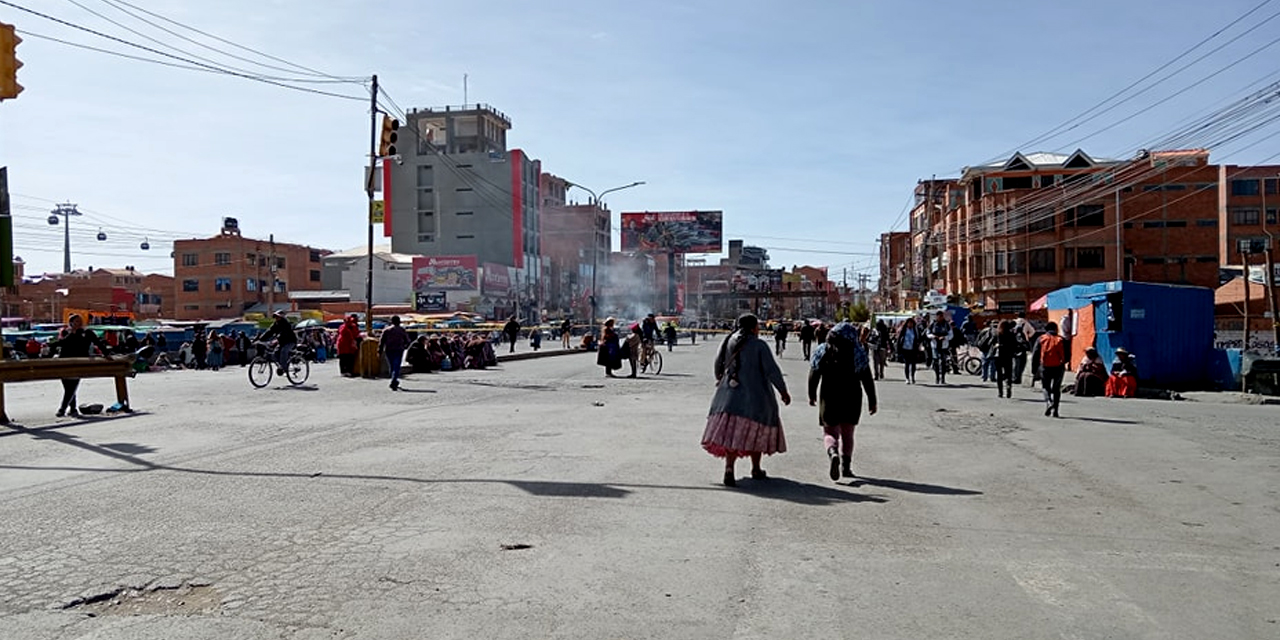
(1, 341, 1277, 639)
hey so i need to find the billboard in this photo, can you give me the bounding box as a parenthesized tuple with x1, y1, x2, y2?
(482, 262, 511, 296)
(620, 210, 723, 254)
(413, 255, 478, 291)
(415, 291, 447, 312)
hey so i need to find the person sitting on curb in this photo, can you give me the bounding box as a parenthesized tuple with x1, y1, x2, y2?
(1105, 348, 1139, 398)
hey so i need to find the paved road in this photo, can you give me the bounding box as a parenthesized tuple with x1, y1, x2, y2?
(0, 342, 1277, 639)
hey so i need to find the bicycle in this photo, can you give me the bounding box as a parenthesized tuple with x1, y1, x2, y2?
(248, 342, 310, 388)
(955, 344, 983, 376)
(638, 339, 663, 375)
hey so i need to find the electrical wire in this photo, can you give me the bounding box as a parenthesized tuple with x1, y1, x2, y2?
(0, 0, 367, 100)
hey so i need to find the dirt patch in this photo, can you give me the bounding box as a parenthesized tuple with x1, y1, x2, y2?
(63, 581, 221, 616)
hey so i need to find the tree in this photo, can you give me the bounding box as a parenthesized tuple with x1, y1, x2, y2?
(849, 302, 871, 323)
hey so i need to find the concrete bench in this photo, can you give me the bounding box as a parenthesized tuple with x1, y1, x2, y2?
(0, 357, 136, 424)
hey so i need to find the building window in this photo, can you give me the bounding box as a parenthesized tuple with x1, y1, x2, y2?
(182, 279, 199, 292)
(1002, 176, 1033, 190)
(274, 280, 286, 293)
(1076, 247, 1105, 269)
(456, 164, 472, 169)
(456, 187, 473, 192)
(417, 233, 435, 243)
(1141, 257, 1165, 265)
(182, 253, 198, 267)
(457, 234, 475, 239)
(456, 210, 474, 216)
(993, 252, 1006, 275)
(215, 302, 233, 309)
(309, 270, 321, 282)
(184, 304, 200, 311)
(1006, 251, 1025, 274)
(1065, 204, 1105, 226)
(1039, 174, 1056, 188)
(1268, 208, 1278, 225)
(1266, 178, 1279, 195)
(310, 249, 321, 262)
(1028, 208, 1054, 232)
(215, 252, 231, 266)
(215, 277, 232, 292)
(1028, 249, 1055, 273)
(1195, 256, 1217, 263)
(246, 252, 256, 264)
(275, 257, 286, 269)
(1231, 179, 1260, 196)
(1230, 208, 1260, 225)
(246, 278, 257, 292)
(1196, 219, 1218, 227)
(1143, 221, 1166, 228)
(1165, 220, 1187, 228)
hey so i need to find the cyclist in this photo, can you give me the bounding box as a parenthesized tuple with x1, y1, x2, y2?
(258, 310, 298, 375)
(641, 313, 659, 346)
(926, 311, 952, 385)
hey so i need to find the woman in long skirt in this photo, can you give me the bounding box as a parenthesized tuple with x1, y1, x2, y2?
(596, 317, 622, 377)
(701, 314, 791, 487)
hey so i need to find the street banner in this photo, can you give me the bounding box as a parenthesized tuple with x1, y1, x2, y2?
(620, 210, 723, 253)
(482, 262, 510, 296)
(382, 161, 393, 237)
(413, 255, 478, 291)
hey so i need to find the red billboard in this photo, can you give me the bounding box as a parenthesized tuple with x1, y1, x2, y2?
(482, 262, 511, 296)
(620, 210, 723, 254)
(413, 255, 478, 291)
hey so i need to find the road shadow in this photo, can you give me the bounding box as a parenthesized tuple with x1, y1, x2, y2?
(508, 481, 630, 498)
(395, 388, 438, 394)
(847, 475, 982, 496)
(274, 384, 320, 391)
(1064, 416, 1140, 425)
(99, 442, 159, 455)
(0, 411, 151, 438)
(727, 476, 888, 505)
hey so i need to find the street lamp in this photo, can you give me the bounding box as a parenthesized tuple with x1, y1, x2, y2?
(566, 180, 646, 332)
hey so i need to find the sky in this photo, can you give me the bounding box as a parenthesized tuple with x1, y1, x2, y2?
(3, 0, 1279, 280)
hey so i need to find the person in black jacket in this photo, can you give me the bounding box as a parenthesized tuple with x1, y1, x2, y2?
(258, 310, 298, 375)
(47, 314, 110, 417)
(808, 322, 877, 481)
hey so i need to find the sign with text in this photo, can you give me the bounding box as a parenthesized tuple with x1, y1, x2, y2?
(482, 262, 511, 296)
(620, 210, 723, 254)
(413, 255, 478, 291)
(415, 291, 447, 312)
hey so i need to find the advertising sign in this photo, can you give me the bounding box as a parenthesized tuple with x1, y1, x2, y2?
(482, 262, 511, 296)
(413, 255, 478, 291)
(620, 210, 723, 253)
(415, 291, 447, 313)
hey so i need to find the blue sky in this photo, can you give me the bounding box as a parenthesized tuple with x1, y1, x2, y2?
(3, 0, 1278, 278)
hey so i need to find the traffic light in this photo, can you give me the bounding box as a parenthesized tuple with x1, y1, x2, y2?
(0, 23, 22, 101)
(378, 115, 399, 157)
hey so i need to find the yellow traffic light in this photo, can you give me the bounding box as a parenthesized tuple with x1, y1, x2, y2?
(0, 23, 22, 101)
(378, 115, 399, 157)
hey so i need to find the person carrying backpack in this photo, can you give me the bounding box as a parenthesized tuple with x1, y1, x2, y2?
(1031, 321, 1066, 417)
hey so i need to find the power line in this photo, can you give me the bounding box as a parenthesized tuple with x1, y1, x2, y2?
(0, 0, 366, 100)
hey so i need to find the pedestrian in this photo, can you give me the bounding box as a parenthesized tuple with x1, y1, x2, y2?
(872, 319, 890, 380)
(1013, 312, 1035, 385)
(380, 315, 411, 390)
(975, 320, 997, 382)
(207, 330, 223, 370)
(336, 314, 361, 377)
(1031, 321, 1066, 417)
(701, 314, 791, 487)
(503, 316, 521, 353)
(808, 321, 877, 481)
(191, 330, 208, 370)
(773, 321, 789, 356)
(226, 330, 241, 367)
(994, 319, 1021, 398)
(155, 332, 167, 354)
(815, 322, 830, 346)
(561, 317, 573, 349)
(641, 313, 659, 344)
(799, 320, 816, 360)
(596, 317, 622, 377)
(895, 317, 921, 384)
(47, 313, 110, 417)
(530, 325, 542, 351)
(237, 330, 252, 367)
(1060, 310, 1074, 371)
(624, 324, 643, 378)
(663, 322, 677, 352)
(926, 311, 951, 385)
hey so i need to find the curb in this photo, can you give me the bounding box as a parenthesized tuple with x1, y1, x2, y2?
(497, 349, 594, 363)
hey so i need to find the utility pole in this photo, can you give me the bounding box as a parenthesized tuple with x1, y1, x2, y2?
(364, 74, 379, 335)
(1263, 175, 1279, 352)
(266, 234, 276, 315)
(1242, 245, 1252, 352)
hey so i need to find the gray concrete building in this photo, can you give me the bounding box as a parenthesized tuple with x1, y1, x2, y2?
(385, 104, 542, 319)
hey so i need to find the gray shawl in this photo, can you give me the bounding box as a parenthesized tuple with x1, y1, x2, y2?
(709, 331, 787, 427)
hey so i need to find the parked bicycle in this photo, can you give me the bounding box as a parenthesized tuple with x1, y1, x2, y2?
(248, 341, 310, 388)
(955, 344, 983, 376)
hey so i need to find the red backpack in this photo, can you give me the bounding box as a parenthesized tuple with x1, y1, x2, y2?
(1040, 334, 1065, 368)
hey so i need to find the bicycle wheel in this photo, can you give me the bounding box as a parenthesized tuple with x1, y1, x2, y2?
(248, 358, 273, 388)
(963, 355, 981, 376)
(650, 350, 663, 375)
(286, 354, 310, 385)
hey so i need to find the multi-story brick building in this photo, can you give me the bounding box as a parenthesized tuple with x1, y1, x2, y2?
(14, 267, 173, 322)
(541, 201, 609, 319)
(171, 219, 330, 320)
(877, 231, 911, 310)
(891, 149, 1280, 313)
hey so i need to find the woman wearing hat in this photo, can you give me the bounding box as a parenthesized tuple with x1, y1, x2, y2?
(702, 313, 791, 487)
(1105, 348, 1139, 398)
(596, 317, 622, 377)
(808, 322, 877, 480)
